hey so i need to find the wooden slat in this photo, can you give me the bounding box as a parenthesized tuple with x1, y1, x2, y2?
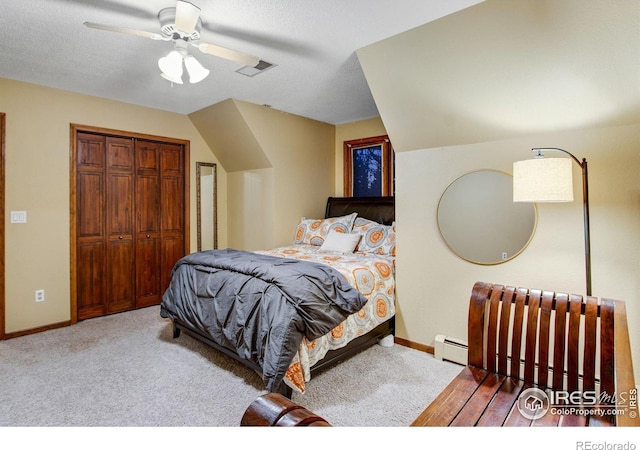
(497, 286, 515, 375)
(503, 391, 533, 427)
(599, 298, 615, 401)
(410, 367, 488, 426)
(523, 289, 541, 384)
(537, 291, 554, 388)
(475, 377, 524, 426)
(486, 286, 503, 373)
(583, 296, 598, 392)
(450, 372, 505, 426)
(468, 282, 491, 368)
(510, 288, 527, 378)
(567, 295, 583, 392)
(552, 293, 569, 391)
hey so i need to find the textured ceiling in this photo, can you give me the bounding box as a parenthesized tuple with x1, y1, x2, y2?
(0, 0, 482, 125)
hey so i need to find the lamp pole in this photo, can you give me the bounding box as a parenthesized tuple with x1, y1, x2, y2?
(532, 148, 591, 296)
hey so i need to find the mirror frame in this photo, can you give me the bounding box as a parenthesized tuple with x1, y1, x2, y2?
(196, 162, 218, 251)
(437, 169, 537, 265)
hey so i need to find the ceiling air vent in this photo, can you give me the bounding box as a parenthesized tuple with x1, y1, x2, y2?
(236, 60, 275, 77)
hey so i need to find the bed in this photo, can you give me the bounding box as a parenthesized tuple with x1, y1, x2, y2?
(160, 196, 395, 397)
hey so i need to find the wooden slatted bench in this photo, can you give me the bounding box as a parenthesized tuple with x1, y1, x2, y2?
(411, 281, 639, 427)
(241, 392, 332, 426)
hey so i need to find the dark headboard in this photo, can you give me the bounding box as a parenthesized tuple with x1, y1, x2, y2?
(325, 197, 395, 225)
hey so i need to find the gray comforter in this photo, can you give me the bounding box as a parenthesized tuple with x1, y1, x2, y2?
(160, 248, 368, 392)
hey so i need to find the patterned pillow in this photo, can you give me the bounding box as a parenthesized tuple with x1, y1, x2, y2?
(293, 213, 357, 246)
(352, 217, 396, 256)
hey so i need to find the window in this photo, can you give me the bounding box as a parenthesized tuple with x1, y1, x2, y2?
(343, 135, 394, 197)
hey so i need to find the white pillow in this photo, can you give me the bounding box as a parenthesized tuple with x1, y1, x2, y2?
(319, 230, 361, 253)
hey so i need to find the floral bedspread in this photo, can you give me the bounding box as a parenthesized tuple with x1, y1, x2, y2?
(255, 244, 396, 393)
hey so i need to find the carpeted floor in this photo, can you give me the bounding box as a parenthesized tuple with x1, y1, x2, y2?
(0, 305, 462, 427)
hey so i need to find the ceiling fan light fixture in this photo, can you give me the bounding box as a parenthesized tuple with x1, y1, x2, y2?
(158, 50, 184, 79)
(184, 55, 209, 83)
(85, 1, 270, 85)
(160, 71, 184, 85)
(174, 1, 201, 36)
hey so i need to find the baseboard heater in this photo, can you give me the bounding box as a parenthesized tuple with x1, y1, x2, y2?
(433, 334, 468, 365)
(434, 334, 596, 390)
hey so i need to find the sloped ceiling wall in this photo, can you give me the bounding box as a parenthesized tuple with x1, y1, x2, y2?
(188, 98, 272, 172)
(357, 0, 640, 152)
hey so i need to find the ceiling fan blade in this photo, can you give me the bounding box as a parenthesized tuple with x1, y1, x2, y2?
(83, 22, 168, 41)
(194, 42, 260, 67)
(175, 1, 201, 35)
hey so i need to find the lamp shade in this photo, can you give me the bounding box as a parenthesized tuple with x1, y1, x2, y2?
(513, 157, 574, 202)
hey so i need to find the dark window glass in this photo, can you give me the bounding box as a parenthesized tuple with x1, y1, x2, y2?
(352, 145, 383, 197)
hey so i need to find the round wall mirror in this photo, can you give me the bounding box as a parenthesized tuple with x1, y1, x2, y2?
(437, 170, 537, 265)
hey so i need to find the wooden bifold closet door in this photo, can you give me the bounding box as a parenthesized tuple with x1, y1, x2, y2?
(74, 129, 187, 321)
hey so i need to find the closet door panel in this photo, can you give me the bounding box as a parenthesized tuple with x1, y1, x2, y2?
(161, 143, 183, 175)
(136, 175, 159, 233)
(161, 177, 183, 233)
(107, 137, 134, 170)
(160, 143, 185, 292)
(107, 239, 135, 313)
(77, 172, 104, 237)
(135, 236, 161, 307)
(135, 140, 161, 307)
(105, 137, 135, 313)
(161, 235, 184, 292)
(107, 174, 134, 236)
(77, 132, 105, 170)
(76, 133, 106, 319)
(77, 241, 106, 320)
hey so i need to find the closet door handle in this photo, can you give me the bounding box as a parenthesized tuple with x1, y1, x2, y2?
(146, 234, 150, 238)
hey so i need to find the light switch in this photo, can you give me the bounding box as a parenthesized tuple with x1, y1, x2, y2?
(10, 211, 27, 223)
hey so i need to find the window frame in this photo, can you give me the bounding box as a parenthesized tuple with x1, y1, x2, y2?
(343, 134, 394, 197)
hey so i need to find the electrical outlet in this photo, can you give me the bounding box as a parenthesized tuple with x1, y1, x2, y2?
(501, 252, 508, 260)
(35, 289, 45, 303)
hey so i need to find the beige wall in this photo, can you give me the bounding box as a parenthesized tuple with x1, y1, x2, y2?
(358, 0, 640, 152)
(226, 102, 336, 251)
(334, 117, 388, 195)
(355, 0, 640, 381)
(394, 124, 640, 379)
(0, 78, 226, 333)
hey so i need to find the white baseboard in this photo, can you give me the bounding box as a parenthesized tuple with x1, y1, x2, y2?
(433, 334, 467, 365)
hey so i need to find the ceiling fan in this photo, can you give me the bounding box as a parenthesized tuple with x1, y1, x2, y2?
(84, 0, 266, 84)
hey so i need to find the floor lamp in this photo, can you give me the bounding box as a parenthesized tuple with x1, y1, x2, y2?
(513, 148, 591, 296)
